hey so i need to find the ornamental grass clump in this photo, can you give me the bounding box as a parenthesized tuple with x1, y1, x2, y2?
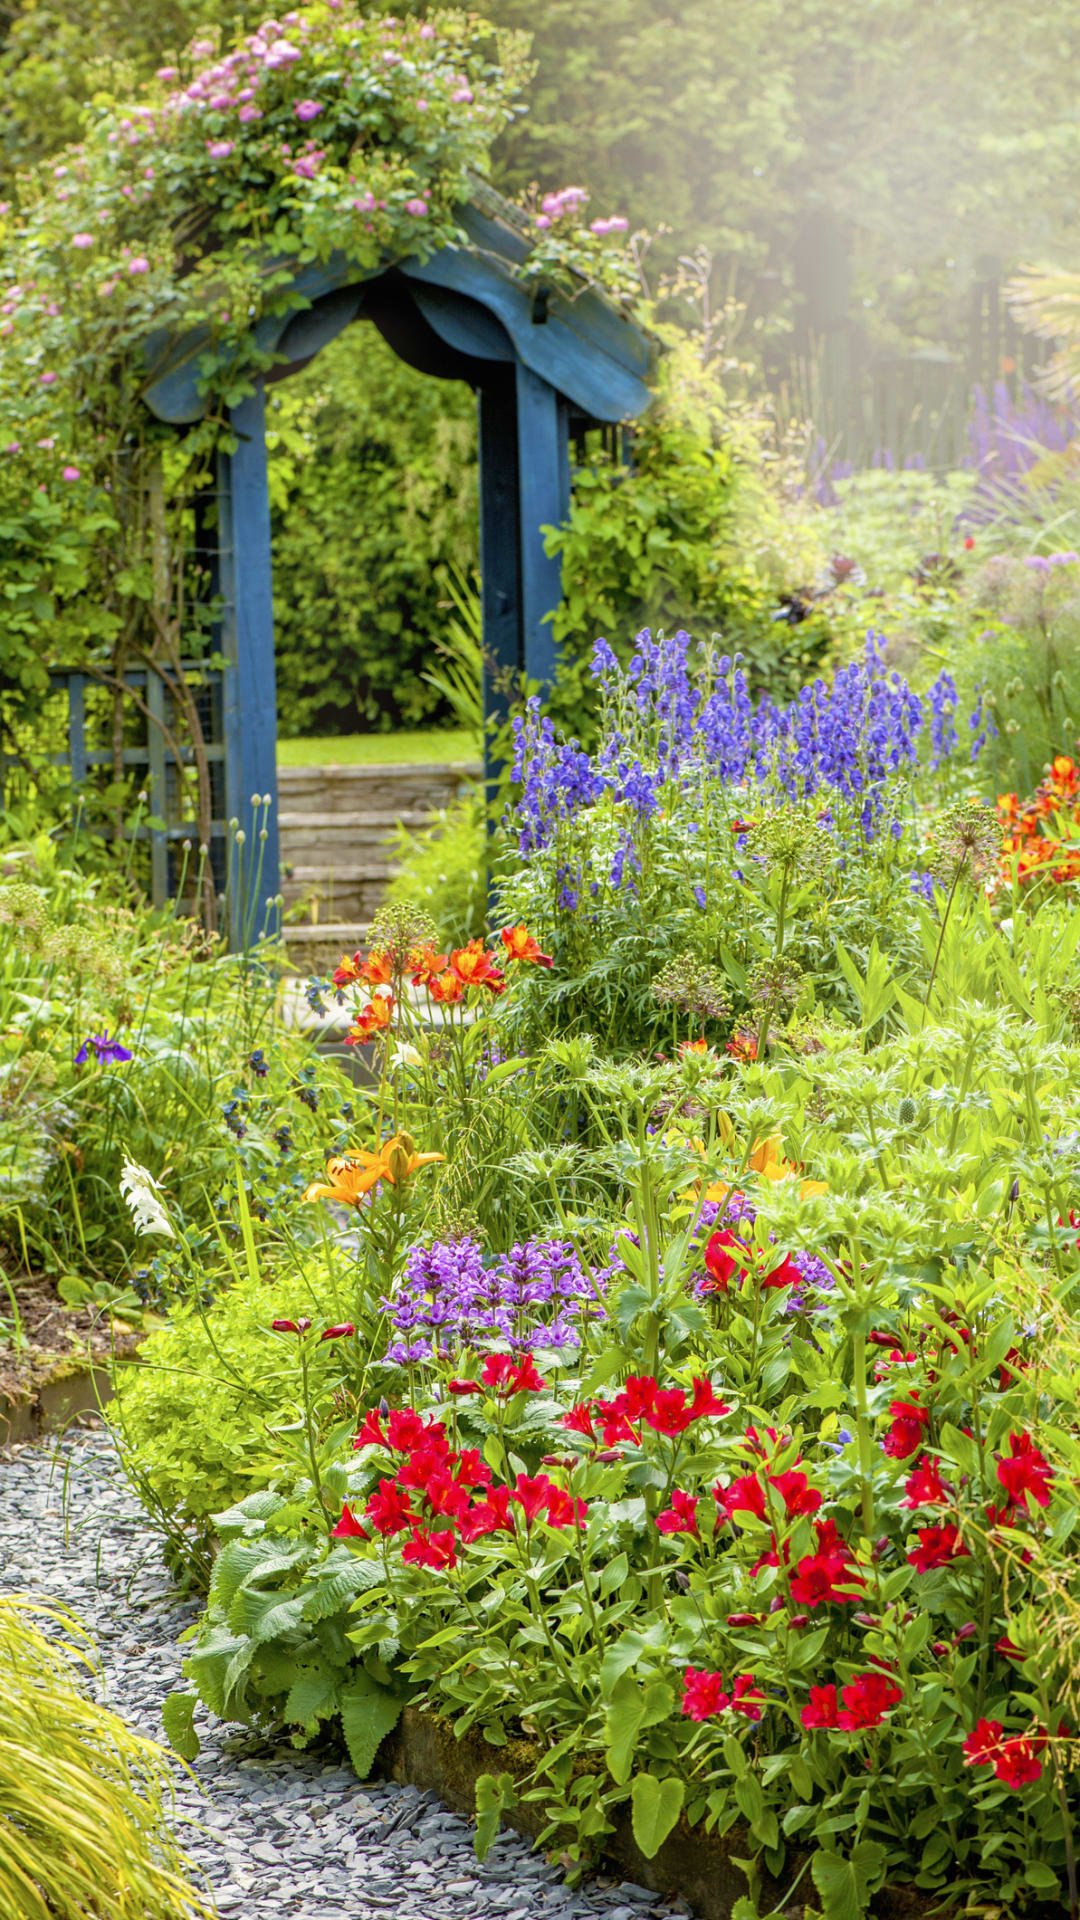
(0, 1594, 209, 1920)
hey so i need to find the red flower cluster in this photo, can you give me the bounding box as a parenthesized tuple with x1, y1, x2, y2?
(681, 1667, 766, 1722)
(788, 1518, 864, 1608)
(715, 1464, 823, 1526)
(704, 1228, 803, 1294)
(907, 1522, 969, 1573)
(963, 1718, 1044, 1789)
(561, 1374, 728, 1448)
(801, 1671, 902, 1731)
(882, 1397, 930, 1459)
(995, 1431, 1054, 1510)
(338, 1398, 586, 1560)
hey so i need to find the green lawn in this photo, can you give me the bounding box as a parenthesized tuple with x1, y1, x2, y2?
(277, 729, 481, 767)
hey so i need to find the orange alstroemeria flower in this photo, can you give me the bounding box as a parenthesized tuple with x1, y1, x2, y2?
(360, 948, 394, 987)
(410, 943, 449, 987)
(332, 951, 362, 988)
(429, 969, 465, 1005)
(450, 941, 506, 993)
(302, 1134, 444, 1205)
(500, 925, 553, 968)
(344, 994, 392, 1046)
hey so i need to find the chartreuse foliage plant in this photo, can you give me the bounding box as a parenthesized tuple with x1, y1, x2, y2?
(0, 1593, 210, 1920)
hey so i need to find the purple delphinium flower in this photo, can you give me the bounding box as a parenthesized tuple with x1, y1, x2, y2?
(75, 1030, 132, 1065)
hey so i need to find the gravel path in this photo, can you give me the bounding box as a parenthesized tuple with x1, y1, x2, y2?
(0, 1427, 686, 1920)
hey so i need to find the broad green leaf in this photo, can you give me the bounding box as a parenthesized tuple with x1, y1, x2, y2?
(630, 1772, 685, 1858)
(810, 1841, 887, 1920)
(474, 1771, 517, 1860)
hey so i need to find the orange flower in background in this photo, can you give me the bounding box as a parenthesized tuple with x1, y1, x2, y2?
(429, 969, 465, 1005)
(302, 1134, 444, 1205)
(500, 925, 553, 968)
(344, 994, 392, 1046)
(332, 951, 362, 988)
(450, 941, 506, 993)
(360, 948, 394, 987)
(410, 944, 448, 987)
(997, 754, 1080, 890)
(705, 1133, 827, 1207)
(726, 1030, 758, 1063)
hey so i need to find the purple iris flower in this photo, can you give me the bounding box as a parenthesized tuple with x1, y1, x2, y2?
(75, 1030, 133, 1065)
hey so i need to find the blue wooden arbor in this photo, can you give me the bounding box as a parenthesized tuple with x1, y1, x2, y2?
(142, 187, 655, 938)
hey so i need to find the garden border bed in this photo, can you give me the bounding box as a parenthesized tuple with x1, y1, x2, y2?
(376, 1707, 967, 1920)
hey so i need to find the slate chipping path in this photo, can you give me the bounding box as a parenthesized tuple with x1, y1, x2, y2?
(0, 1429, 687, 1920)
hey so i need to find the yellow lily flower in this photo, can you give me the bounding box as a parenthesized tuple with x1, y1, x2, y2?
(302, 1134, 444, 1206)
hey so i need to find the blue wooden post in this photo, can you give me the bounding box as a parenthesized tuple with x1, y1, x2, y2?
(217, 382, 280, 946)
(514, 364, 569, 688)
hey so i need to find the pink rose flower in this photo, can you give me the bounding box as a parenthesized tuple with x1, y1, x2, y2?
(404, 197, 428, 216)
(71, 232, 94, 249)
(294, 99, 322, 121)
(62, 466, 80, 482)
(127, 256, 150, 274)
(206, 140, 235, 159)
(238, 105, 263, 122)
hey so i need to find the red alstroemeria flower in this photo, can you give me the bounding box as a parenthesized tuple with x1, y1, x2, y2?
(688, 1376, 729, 1420)
(994, 1735, 1043, 1790)
(907, 1523, 970, 1572)
(396, 1441, 451, 1493)
(836, 1672, 903, 1730)
(768, 1468, 822, 1518)
(457, 1489, 514, 1541)
(963, 1718, 1004, 1767)
(715, 1474, 767, 1523)
(387, 1408, 440, 1452)
(656, 1489, 699, 1536)
(354, 1408, 386, 1449)
(612, 1375, 658, 1421)
(409, 944, 448, 987)
(731, 1675, 766, 1722)
(510, 1473, 554, 1527)
(545, 1486, 588, 1529)
(902, 1454, 952, 1508)
(320, 1322, 355, 1341)
(704, 1230, 801, 1292)
(996, 1431, 1055, 1510)
(480, 1352, 545, 1396)
(423, 1471, 470, 1521)
(447, 1377, 483, 1396)
(402, 1526, 457, 1571)
(802, 1683, 840, 1729)
(453, 1448, 492, 1491)
(789, 1520, 863, 1608)
(332, 1502, 367, 1540)
(365, 1478, 415, 1536)
(882, 1397, 930, 1460)
(681, 1668, 730, 1720)
(645, 1387, 698, 1436)
(561, 1401, 597, 1441)
(500, 925, 553, 968)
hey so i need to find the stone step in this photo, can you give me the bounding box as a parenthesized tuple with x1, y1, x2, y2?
(279, 809, 431, 832)
(281, 921, 370, 977)
(276, 761, 480, 816)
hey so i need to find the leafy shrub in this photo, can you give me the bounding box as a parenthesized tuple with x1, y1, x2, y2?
(383, 790, 490, 948)
(0, 1593, 209, 1920)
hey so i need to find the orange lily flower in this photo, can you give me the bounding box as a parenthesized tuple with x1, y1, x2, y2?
(500, 925, 553, 968)
(302, 1134, 444, 1205)
(705, 1133, 827, 1206)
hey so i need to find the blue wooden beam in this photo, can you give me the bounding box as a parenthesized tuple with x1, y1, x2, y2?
(515, 364, 568, 688)
(478, 372, 521, 744)
(217, 382, 280, 947)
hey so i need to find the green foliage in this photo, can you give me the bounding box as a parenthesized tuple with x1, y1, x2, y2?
(383, 789, 489, 947)
(545, 337, 828, 737)
(268, 330, 478, 736)
(0, 1593, 211, 1920)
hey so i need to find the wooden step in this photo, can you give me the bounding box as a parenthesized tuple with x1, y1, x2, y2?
(278, 809, 432, 832)
(276, 761, 480, 815)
